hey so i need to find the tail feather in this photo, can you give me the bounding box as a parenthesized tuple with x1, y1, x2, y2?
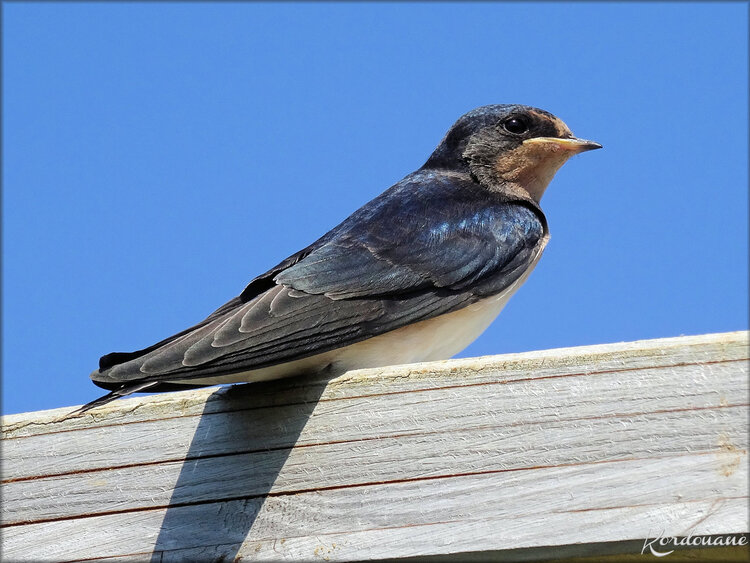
(69, 381, 162, 417)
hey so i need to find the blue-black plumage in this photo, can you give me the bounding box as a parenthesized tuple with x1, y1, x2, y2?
(82, 104, 600, 413)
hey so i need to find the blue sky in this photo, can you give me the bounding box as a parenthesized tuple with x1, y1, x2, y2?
(3, 2, 747, 415)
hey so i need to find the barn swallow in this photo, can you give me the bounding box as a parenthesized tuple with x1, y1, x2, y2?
(80, 104, 600, 412)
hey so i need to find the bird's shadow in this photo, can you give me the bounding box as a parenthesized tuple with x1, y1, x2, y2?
(150, 376, 328, 562)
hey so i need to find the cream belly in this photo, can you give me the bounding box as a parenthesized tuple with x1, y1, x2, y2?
(177, 292, 511, 386)
(178, 240, 546, 387)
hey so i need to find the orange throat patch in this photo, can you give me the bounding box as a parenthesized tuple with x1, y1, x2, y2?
(493, 142, 575, 203)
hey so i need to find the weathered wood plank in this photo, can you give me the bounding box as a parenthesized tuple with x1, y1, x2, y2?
(3, 456, 747, 561)
(3, 332, 746, 478)
(4, 330, 746, 438)
(2, 331, 748, 562)
(4, 404, 746, 525)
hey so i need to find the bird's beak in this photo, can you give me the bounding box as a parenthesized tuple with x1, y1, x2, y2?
(523, 137, 602, 154)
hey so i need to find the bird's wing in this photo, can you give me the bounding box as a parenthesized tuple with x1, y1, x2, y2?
(93, 170, 545, 390)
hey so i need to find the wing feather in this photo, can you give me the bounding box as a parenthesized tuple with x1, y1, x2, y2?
(93, 170, 545, 389)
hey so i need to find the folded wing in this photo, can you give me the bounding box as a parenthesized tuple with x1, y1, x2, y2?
(93, 170, 545, 390)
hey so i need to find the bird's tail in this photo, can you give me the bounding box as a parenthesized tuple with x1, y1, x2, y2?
(68, 381, 162, 417)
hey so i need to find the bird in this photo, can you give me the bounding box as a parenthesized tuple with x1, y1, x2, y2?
(79, 104, 601, 413)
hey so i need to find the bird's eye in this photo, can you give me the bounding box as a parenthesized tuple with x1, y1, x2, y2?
(503, 117, 529, 135)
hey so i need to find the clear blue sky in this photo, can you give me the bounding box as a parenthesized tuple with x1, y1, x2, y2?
(3, 3, 747, 415)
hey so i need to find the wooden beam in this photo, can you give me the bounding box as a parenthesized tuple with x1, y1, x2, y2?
(2, 331, 748, 561)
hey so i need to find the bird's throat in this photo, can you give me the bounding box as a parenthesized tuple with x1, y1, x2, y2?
(493, 143, 574, 203)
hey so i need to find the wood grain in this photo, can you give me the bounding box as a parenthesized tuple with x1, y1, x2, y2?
(2, 331, 748, 562)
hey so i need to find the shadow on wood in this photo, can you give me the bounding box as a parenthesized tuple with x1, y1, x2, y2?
(150, 380, 328, 561)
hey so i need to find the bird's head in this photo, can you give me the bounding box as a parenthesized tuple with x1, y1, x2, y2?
(423, 104, 601, 203)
